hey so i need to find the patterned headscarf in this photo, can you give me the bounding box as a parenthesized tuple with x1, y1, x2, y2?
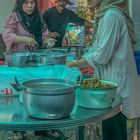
(93, 0, 136, 48)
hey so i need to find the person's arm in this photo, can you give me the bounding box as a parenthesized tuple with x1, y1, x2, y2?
(15, 36, 38, 47)
(2, 13, 18, 50)
(84, 10, 122, 66)
(68, 10, 122, 68)
(43, 9, 60, 40)
(67, 58, 88, 68)
(2, 13, 38, 50)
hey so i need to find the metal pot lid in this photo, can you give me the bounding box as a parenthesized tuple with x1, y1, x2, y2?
(23, 79, 75, 95)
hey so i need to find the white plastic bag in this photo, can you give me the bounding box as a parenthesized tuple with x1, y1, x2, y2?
(0, 65, 81, 96)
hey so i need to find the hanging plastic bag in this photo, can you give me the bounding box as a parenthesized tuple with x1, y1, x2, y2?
(63, 23, 85, 46)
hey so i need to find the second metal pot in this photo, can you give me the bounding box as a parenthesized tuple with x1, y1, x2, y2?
(39, 52, 66, 65)
(4, 52, 39, 67)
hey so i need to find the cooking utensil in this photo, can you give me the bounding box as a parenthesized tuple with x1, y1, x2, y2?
(39, 52, 67, 65)
(10, 76, 22, 92)
(15, 76, 20, 87)
(76, 76, 118, 109)
(22, 79, 76, 119)
(4, 52, 40, 67)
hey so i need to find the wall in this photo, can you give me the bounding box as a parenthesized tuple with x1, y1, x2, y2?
(0, 0, 16, 33)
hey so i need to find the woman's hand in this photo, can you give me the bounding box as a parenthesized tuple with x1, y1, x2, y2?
(44, 37, 57, 48)
(49, 32, 60, 39)
(15, 36, 38, 47)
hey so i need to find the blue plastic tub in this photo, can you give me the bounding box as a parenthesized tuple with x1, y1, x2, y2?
(134, 51, 140, 74)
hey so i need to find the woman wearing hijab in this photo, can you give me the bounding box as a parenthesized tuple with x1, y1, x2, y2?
(67, 0, 140, 140)
(2, 0, 56, 52)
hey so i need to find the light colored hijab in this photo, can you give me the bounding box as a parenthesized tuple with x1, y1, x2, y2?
(93, 0, 136, 48)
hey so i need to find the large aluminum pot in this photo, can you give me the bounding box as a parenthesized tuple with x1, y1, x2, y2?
(76, 80, 118, 109)
(22, 79, 75, 119)
(4, 52, 40, 67)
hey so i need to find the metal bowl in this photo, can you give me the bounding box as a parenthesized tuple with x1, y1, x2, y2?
(4, 52, 39, 67)
(76, 80, 118, 109)
(22, 79, 75, 119)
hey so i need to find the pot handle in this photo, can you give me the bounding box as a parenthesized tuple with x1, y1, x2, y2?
(10, 76, 23, 92)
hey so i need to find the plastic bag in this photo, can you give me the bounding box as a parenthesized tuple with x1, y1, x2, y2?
(0, 65, 81, 96)
(63, 24, 85, 46)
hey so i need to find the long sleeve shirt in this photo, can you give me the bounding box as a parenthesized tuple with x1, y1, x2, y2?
(84, 9, 140, 119)
(2, 12, 48, 52)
